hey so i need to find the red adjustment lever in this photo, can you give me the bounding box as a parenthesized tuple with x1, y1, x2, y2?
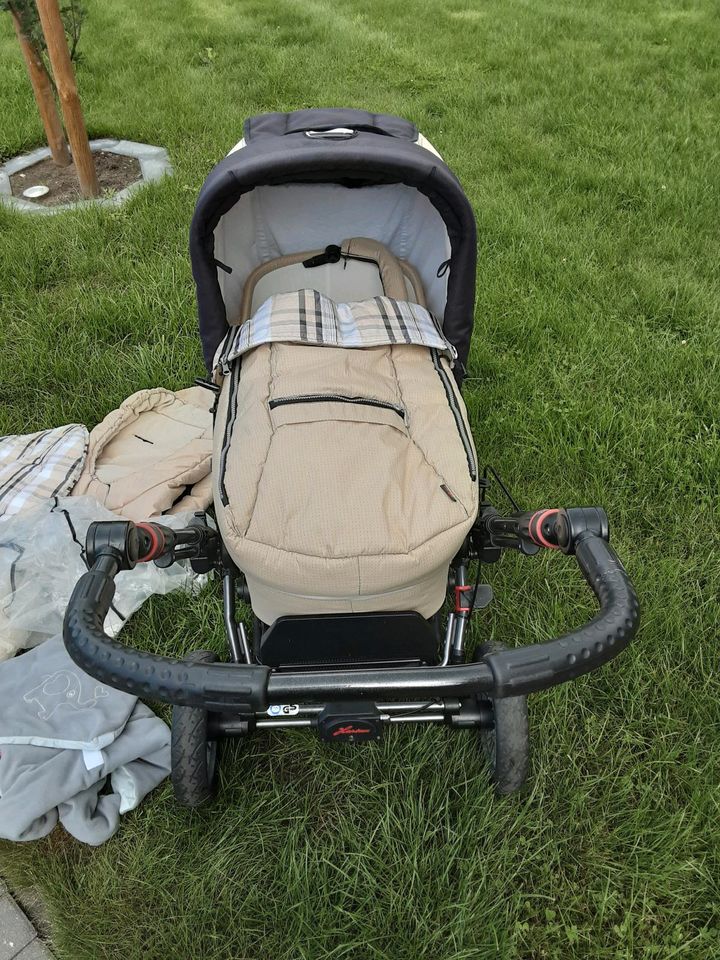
(455, 584, 473, 614)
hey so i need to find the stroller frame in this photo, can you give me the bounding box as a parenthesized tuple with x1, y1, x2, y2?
(63, 491, 638, 745)
(62, 109, 640, 798)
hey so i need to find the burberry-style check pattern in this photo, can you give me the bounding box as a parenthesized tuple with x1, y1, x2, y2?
(217, 290, 456, 371)
(0, 424, 89, 521)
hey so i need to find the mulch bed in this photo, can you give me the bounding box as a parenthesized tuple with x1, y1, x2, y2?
(10, 151, 141, 206)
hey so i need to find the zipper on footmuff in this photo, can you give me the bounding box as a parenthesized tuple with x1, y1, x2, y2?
(269, 394, 406, 420)
(430, 350, 477, 481)
(218, 361, 242, 506)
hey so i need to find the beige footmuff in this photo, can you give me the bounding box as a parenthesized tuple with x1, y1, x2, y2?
(212, 239, 478, 624)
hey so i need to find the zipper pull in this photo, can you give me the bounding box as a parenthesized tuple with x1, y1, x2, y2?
(194, 377, 220, 394)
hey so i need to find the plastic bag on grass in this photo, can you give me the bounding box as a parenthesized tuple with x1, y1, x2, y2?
(0, 495, 204, 661)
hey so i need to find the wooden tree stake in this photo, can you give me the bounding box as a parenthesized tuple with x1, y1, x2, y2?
(11, 7, 70, 167)
(35, 0, 99, 197)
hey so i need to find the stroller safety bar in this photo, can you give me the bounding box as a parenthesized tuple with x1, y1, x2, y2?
(62, 518, 639, 711)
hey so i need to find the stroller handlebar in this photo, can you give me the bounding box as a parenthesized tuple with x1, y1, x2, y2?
(483, 533, 639, 697)
(62, 519, 639, 710)
(264, 529, 639, 701)
(63, 553, 270, 712)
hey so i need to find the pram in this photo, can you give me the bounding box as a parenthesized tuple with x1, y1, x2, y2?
(63, 109, 640, 804)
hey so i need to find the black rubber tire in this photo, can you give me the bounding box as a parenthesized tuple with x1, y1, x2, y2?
(475, 641, 530, 795)
(171, 650, 220, 808)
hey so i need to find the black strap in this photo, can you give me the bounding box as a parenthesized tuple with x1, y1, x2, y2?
(302, 244, 342, 268)
(50, 497, 127, 623)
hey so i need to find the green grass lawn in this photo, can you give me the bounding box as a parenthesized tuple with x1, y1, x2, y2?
(1, 0, 719, 957)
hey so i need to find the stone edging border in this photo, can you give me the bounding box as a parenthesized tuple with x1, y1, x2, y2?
(0, 139, 172, 214)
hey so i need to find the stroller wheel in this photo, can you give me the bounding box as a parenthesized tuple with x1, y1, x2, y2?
(171, 650, 220, 808)
(474, 642, 530, 795)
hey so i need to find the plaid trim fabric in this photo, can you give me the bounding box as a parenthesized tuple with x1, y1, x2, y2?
(218, 291, 456, 371)
(0, 424, 89, 521)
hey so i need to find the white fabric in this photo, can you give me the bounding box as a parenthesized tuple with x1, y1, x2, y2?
(0, 424, 88, 521)
(416, 133, 442, 157)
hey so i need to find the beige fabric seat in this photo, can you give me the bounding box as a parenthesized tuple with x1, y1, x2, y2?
(212, 241, 478, 624)
(73, 387, 213, 521)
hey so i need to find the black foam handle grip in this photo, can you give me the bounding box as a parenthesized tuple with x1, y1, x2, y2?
(485, 535, 640, 697)
(63, 564, 269, 712)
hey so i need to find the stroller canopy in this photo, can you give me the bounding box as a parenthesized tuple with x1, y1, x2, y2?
(190, 109, 477, 377)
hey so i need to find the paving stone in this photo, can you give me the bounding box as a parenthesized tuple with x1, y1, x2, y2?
(11, 890, 51, 944)
(13, 940, 54, 960)
(0, 896, 36, 960)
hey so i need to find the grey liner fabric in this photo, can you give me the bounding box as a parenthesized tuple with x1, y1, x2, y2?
(0, 636, 170, 845)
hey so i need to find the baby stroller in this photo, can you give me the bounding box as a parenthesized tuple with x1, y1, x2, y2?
(64, 109, 640, 804)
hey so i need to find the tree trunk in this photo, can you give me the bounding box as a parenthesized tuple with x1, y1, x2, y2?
(35, 0, 99, 198)
(10, 8, 70, 167)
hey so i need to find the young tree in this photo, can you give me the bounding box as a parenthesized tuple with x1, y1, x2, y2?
(4, 0, 70, 165)
(4, 0, 99, 197)
(35, 0, 98, 196)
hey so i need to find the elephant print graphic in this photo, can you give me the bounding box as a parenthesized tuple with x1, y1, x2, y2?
(23, 670, 109, 720)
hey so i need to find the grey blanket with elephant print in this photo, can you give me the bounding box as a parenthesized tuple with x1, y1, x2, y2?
(0, 635, 170, 845)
